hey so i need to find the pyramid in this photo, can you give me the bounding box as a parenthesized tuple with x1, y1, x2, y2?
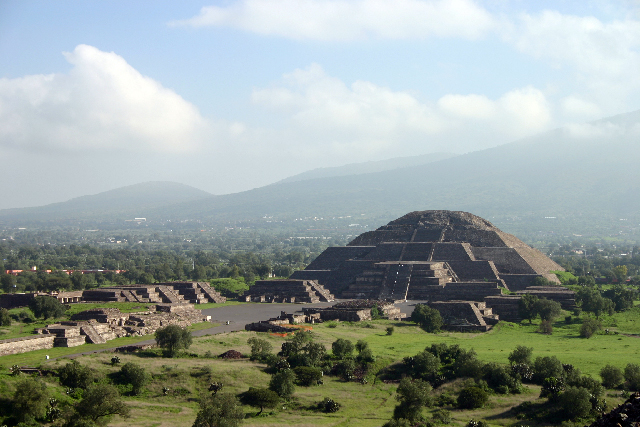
(291, 210, 563, 301)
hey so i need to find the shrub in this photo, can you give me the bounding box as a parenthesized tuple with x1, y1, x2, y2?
(457, 386, 488, 409)
(317, 397, 341, 413)
(331, 338, 354, 359)
(580, 317, 602, 338)
(155, 324, 192, 357)
(386, 326, 394, 335)
(393, 378, 433, 421)
(293, 366, 323, 386)
(624, 363, 640, 391)
(482, 363, 520, 393)
(239, 387, 280, 415)
(118, 362, 149, 395)
(411, 304, 443, 332)
(532, 356, 563, 384)
(247, 337, 273, 362)
(0, 307, 11, 326)
(538, 320, 553, 334)
(58, 360, 95, 390)
(325, 321, 338, 328)
(600, 365, 624, 389)
(431, 408, 452, 424)
(356, 347, 375, 364)
(269, 369, 295, 399)
(406, 350, 440, 383)
(508, 346, 533, 366)
(334, 359, 356, 381)
(558, 386, 592, 420)
(28, 296, 66, 319)
(12, 377, 50, 423)
(193, 393, 244, 427)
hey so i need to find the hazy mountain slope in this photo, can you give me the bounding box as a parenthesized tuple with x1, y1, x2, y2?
(278, 152, 458, 183)
(0, 181, 213, 221)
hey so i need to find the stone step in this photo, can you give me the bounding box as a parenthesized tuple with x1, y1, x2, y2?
(81, 324, 107, 344)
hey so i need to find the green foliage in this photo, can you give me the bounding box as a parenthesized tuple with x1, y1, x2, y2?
(331, 338, 354, 359)
(209, 278, 249, 298)
(405, 350, 440, 383)
(386, 326, 394, 335)
(532, 356, 564, 384)
(293, 366, 323, 386)
(576, 288, 615, 317)
(534, 298, 562, 322)
(12, 377, 50, 423)
(334, 359, 356, 381)
(558, 386, 592, 420)
(118, 362, 149, 395)
(553, 271, 578, 285)
(28, 295, 66, 319)
(393, 378, 433, 421)
(193, 393, 244, 427)
(431, 408, 452, 425)
(239, 387, 280, 415)
(457, 386, 488, 409)
(411, 304, 443, 333)
(508, 346, 533, 365)
(600, 364, 624, 388)
(269, 369, 295, 399)
(317, 397, 341, 413)
(624, 363, 640, 391)
(537, 320, 553, 334)
(69, 383, 130, 427)
(518, 293, 539, 324)
(155, 324, 193, 357)
(0, 307, 11, 326)
(482, 362, 520, 393)
(247, 337, 273, 362)
(58, 360, 96, 390)
(580, 317, 602, 338)
(603, 285, 636, 312)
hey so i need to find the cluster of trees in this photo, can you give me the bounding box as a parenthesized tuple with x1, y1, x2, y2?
(555, 249, 640, 282)
(5, 359, 135, 427)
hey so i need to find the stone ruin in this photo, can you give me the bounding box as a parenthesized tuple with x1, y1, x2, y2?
(0, 303, 210, 356)
(588, 392, 640, 427)
(426, 301, 499, 332)
(245, 300, 405, 333)
(290, 210, 575, 322)
(244, 279, 334, 303)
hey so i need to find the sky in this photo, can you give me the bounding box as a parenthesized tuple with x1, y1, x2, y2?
(0, 0, 639, 209)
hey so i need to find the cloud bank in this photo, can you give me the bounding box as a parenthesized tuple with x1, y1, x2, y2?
(0, 44, 209, 153)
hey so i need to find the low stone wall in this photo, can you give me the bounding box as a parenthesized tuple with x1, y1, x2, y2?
(0, 335, 55, 356)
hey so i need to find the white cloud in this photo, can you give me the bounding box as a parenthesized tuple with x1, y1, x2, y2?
(0, 44, 209, 153)
(172, 0, 495, 41)
(505, 10, 640, 111)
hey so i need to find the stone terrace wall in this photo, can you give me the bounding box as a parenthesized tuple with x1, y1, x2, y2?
(0, 335, 55, 356)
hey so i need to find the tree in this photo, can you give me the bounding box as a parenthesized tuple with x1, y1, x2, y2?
(12, 377, 50, 423)
(393, 378, 433, 422)
(508, 346, 533, 366)
(29, 295, 66, 319)
(600, 365, 624, 389)
(624, 363, 640, 391)
(612, 265, 628, 282)
(331, 338, 354, 359)
(247, 337, 273, 362)
(532, 356, 564, 384)
(239, 387, 279, 415)
(193, 393, 244, 427)
(155, 324, 192, 357)
(457, 386, 488, 409)
(577, 288, 615, 318)
(580, 317, 602, 338)
(533, 298, 562, 322)
(558, 387, 592, 420)
(293, 366, 323, 386)
(69, 384, 130, 427)
(0, 307, 11, 326)
(411, 304, 443, 332)
(406, 350, 440, 383)
(269, 369, 295, 399)
(603, 285, 636, 312)
(118, 362, 149, 395)
(58, 360, 95, 390)
(518, 293, 539, 324)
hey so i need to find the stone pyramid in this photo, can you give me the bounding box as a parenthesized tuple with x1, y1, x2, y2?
(291, 210, 563, 301)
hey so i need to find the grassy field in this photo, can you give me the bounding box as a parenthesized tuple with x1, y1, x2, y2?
(1, 305, 639, 427)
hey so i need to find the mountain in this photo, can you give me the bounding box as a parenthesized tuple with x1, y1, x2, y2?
(0, 181, 212, 222)
(278, 152, 458, 183)
(2, 110, 639, 237)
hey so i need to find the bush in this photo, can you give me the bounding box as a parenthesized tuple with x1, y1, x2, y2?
(247, 337, 273, 362)
(118, 362, 149, 395)
(457, 386, 488, 409)
(58, 360, 95, 390)
(508, 346, 533, 365)
(407, 350, 440, 383)
(386, 326, 394, 335)
(580, 317, 602, 338)
(193, 393, 244, 427)
(28, 296, 66, 319)
(558, 386, 592, 420)
(532, 356, 563, 384)
(538, 320, 553, 334)
(155, 324, 192, 357)
(482, 363, 520, 393)
(0, 307, 11, 326)
(393, 378, 433, 421)
(411, 304, 443, 332)
(12, 377, 50, 423)
(269, 369, 295, 398)
(317, 397, 341, 413)
(600, 365, 624, 389)
(333, 359, 356, 381)
(239, 387, 280, 415)
(624, 363, 640, 391)
(331, 338, 354, 359)
(293, 366, 323, 386)
(431, 408, 452, 424)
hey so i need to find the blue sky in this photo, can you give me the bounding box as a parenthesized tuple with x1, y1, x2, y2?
(1, 0, 639, 209)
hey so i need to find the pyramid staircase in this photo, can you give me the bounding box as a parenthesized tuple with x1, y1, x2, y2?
(80, 323, 107, 344)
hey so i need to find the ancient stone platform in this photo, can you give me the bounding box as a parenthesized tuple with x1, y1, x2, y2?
(244, 279, 334, 303)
